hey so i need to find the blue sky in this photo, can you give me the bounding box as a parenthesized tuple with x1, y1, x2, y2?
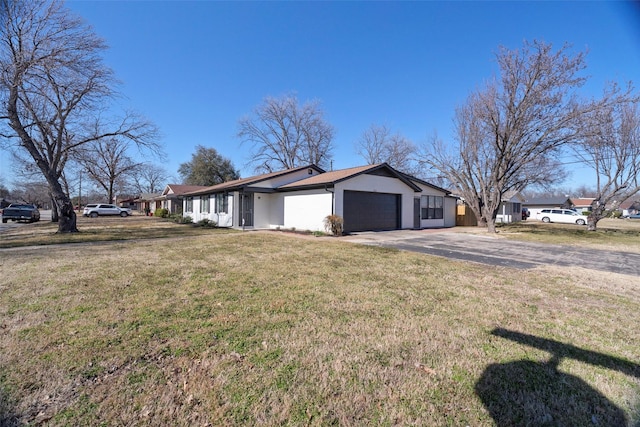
(2, 1, 640, 190)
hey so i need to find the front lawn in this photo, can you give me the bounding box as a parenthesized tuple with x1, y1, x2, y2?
(1, 231, 638, 425)
(0, 215, 234, 248)
(498, 218, 640, 252)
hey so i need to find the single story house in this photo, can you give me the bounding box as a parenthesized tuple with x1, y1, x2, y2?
(572, 198, 595, 214)
(156, 184, 209, 215)
(496, 191, 526, 224)
(135, 193, 160, 214)
(617, 199, 640, 217)
(523, 196, 574, 219)
(181, 163, 456, 233)
(115, 196, 139, 211)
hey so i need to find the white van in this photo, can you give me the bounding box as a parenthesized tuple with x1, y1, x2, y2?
(535, 209, 587, 225)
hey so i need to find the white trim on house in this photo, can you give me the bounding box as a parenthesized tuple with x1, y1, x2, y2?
(181, 163, 454, 232)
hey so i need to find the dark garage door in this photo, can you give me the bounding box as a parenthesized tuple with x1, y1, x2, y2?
(343, 190, 400, 233)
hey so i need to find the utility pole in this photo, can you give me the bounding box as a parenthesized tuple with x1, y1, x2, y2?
(78, 170, 82, 210)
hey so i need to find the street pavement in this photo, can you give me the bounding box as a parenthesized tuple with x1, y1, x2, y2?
(0, 209, 51, 233)
(341, 229, 640, 275)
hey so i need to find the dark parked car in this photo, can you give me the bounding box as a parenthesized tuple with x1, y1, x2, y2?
(1, 204, 40, 223)
(521, 208, 530, 220)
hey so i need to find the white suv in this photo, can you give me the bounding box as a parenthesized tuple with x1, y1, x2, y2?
(536, 208, 587, 225)
(83, 204, 131, 218)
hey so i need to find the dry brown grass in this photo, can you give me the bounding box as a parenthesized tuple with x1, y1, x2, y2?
(1, 228, 638, 426)
(0, 215, 233, 248)
(496, 218, 640, 253)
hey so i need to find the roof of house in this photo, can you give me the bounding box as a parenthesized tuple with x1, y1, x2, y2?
(278, 163, 422, 192)
(524, 196, 573, 206)
(502, 190, 525, 202)
(572, 198, 596, 207)
(183, 165, 326, 196)
(136, 192, 161, 201)
(180, 163, 449, 197)
(161, 184, 210, 197)
(619, 198, 640, 210)
(398, 172, 451, 195)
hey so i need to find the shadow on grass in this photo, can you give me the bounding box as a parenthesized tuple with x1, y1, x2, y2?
(0, 388, 18, 427)
(476, 328, 640, 426)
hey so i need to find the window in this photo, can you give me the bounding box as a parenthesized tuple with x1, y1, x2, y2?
(421, 195, 444, 220)
(200, 196, 209, 213)
(215, 193, 228, 213)
(185, 197, 193, 212)
(512, 202, 521, 213)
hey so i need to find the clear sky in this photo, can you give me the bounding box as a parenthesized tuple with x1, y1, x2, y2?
(2, 1, 640, 190)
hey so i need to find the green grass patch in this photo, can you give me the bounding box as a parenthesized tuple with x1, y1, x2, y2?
(0, 230, 638, 425)
(497, 218, 640, 250)
(0, 215, 236, 248)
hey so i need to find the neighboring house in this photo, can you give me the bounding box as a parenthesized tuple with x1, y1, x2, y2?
(619, 199, 640, 217)
(572, 198, 595, 214)
(181, 163, 455, 233)
(523, 196, 574, 219)
(451, 191, 524, 225)
(496, 191, 526, 224)
(117, 197, 139, 211)
(136, 193, 161, 214)
(156, 184, 209, 215)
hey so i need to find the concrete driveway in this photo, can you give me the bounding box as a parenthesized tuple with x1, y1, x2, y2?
(341, 229, 640, 275)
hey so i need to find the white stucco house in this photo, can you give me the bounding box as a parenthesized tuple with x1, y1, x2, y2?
(495, 191, 527, 224)
(181, 163, 456, 233)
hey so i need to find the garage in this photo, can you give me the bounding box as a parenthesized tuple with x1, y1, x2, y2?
(343, 190, 400, 233)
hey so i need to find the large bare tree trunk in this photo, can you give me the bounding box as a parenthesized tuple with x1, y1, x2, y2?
(586, 204, 605, 232)
(50, 195, 59, 223)
(46, 174, 78, 232)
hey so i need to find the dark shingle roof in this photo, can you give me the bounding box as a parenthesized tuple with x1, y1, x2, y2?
(278, 164, 422, 192)
(524, 197, 573, 206)
(183, 165, 325, 196)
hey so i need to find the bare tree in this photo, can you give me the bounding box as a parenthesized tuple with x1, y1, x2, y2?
(238, 94, 334, 172)
(356, 124, 389, 165)
(131, 163, 168, 194)
(10, 180, 49, 207)
(76, 138, 142, 203)
(575, 97, 640, 230)
(356, 124, 418, 173)
(420, 40, 629, 233)
(0, 182, 10, 200)
(0, 0, 158, 232)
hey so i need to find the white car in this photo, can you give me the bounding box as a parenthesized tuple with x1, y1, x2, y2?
(536, 208, 587, 225)
(83, 203, 131, 218)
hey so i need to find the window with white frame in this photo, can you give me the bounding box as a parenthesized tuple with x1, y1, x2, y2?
(200, 196, 210, 213)
(421, 195, 444, 219)
(185, 197, 193, 212)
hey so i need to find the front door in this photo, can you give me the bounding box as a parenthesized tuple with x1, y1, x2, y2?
(414, 197, 421, 229)
(240, 192, 254, 227)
